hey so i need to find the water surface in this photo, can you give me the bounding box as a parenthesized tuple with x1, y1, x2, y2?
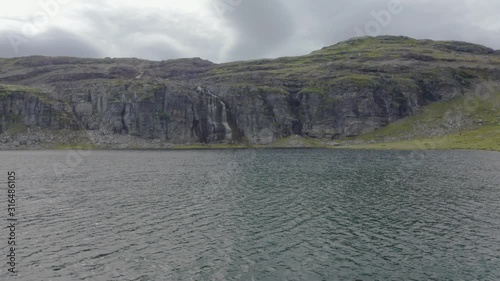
(1, 149, 499, 280)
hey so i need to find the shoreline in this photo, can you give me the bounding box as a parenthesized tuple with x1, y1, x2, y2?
(1, 143, 498, 152)
(1, 128, 499, 152)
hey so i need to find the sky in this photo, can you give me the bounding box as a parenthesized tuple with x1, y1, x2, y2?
(0, 0, 499, 63)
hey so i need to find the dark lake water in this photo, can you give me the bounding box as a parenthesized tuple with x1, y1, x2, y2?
(1, 149, 499, 281)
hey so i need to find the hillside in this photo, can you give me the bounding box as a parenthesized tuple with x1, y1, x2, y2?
(0, 36, 499, 149)
(346, 88, 500, 151)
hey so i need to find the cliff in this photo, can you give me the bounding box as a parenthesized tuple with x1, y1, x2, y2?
(1, 36, 499, 149)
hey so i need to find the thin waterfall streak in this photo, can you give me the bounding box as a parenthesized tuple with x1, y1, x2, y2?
(203, 87, 233, 142)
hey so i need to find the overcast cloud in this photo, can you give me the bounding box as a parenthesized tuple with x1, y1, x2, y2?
(0, 0, 499, 62)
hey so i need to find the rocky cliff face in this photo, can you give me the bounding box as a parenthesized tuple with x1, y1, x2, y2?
(1, 36, 499, 148)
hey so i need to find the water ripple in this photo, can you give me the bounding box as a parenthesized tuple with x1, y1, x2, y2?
(0, 149, 498, 280)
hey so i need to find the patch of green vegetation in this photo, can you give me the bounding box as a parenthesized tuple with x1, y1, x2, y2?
(346, 125, 500, 152)
(110, 80, 166, 97)
(0, 84, 40, 95)
(208, 53, 327, 81)
(329, 74, 377, 87)
(257, 86, 290, 95)
(298, 87, 328, 96)
(212, 84, 289, 96)
(389, 77, 417, 86)
(140, 82, 163, 91)
(314, 36, 420, 57)
(0, 83, 57, 104)
(111, 79, 131, 86)
(0, 58, 22, 67)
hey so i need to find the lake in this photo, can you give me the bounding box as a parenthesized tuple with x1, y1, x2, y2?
(1, 149, 499, 280)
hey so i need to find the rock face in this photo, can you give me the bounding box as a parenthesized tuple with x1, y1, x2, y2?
(0, 91, 69, 132)
(1, 36, 499, 147)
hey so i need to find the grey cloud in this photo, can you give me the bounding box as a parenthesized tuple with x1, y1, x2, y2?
(77, 4, 226, 61)
(283, 0, 385, 41)
(0, 0, 499, 62)
(385, 1, 500, 49)
(129, 42, 181, 61)
(221, 0, 297, 60)
(0, 28, 102, 58)
(290, 0, 500, 49)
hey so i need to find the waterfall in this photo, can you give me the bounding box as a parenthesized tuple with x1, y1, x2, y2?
(207, 94, 218, 142)
(197, 86, 233, 142)
(219, 101, 233, 141)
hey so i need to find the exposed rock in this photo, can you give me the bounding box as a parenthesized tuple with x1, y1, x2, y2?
(0, 36, 499, 148)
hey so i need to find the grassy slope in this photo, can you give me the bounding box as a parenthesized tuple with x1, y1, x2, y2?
(0, 83, 40, 94)
(205, 36, 500, 87)
(347, 125, 500, 151)
(346, 89, 500, 151)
